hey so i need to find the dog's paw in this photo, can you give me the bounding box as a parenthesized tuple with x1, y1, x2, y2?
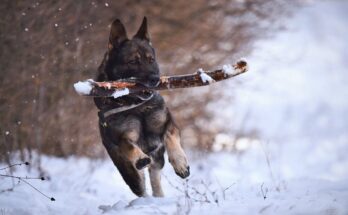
(135, 157, 151, 170)
(168, 151, 190, 178)
(175, 165, 190, 179)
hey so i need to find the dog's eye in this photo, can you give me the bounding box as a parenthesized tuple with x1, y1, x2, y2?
(128, 60, 138, 65)
(148, 57, 155, 63)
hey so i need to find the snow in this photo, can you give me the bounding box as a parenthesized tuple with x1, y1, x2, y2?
(2, 1, 348, 214)
(212, 0, 348, 212)
(222, 58, 248, 76)
(198, 68, 215, 84)
(73, 79, 94, 95)
(1, 150, 347, 214)
(222, 64, 234, 75)
(111, 88, 129, 98)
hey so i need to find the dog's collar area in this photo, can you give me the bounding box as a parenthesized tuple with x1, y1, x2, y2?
(98, 92, 154, 125)
(103, 98, 149, 118)
(133, 91, 154, 100)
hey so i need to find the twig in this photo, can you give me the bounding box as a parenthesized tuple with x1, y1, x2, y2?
(19, 178, 55, 201)
(260, 140, 283, 192)
(0, 163, 55, 201)
(0, 180, 20, 193)
(260, 141, 276, 184)
(260, 183, 268, 200)
(0, 174, 45, 181)
(0, 162, 29, 171)
(221, 183, 236, 200)
(162, 173, 184, 193)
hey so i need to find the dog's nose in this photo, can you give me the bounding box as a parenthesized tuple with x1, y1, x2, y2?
(148, 76, 160, 87)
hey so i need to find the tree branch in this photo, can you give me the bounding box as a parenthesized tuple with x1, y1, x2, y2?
(0, 162, 55, 201)
(74, 59, 248, 98)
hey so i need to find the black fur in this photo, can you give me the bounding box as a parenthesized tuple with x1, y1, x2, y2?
(94, 17, 185, 196)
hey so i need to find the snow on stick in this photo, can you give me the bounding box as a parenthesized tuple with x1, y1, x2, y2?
(111, 88, 130, 98)
(73, 79, 94, 95)
(74, 59, 248, 98)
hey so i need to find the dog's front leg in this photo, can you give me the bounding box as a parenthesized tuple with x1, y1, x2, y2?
(106, 116, 152, 170)
(164, 120, 190, 178)
(119, 131, 152, 170)
(103, 128, 151, 197)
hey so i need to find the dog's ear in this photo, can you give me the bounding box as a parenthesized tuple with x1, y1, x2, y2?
(133, 17, 150, 42)
(109, 19, 128, 50)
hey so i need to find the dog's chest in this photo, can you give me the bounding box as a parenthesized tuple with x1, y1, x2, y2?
(133, 95, 168, 133)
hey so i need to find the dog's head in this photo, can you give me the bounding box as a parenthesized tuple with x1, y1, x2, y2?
(104, 17, 160, 88)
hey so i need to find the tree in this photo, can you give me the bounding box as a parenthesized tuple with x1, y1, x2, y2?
(0, 0, 297, 162)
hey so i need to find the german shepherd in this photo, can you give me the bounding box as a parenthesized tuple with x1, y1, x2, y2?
(94, 17, 190, 197)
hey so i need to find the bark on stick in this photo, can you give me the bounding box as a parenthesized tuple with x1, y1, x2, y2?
(73, 59, 248, 98)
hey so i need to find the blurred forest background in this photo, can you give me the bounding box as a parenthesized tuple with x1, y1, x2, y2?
(0, 0, 297, 165)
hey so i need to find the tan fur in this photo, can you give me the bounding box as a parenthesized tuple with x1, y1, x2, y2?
(119, 141, 151, 168)
(145, 109, 167, 132)
(138, 169, 149, 197)
(123, 129, 139, 143)
(149, 167, 164, 197)
(164, 125, 189, 176)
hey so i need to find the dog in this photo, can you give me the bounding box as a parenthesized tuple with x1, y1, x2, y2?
(94, 17, 190, 197)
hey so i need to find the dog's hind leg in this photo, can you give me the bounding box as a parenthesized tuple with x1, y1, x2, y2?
(108, 150, 148, 197)
(164, 112, 190, 178)
(99, 116, 150, 196)
(148, 146, 165, 197)
(149, 167, 163, 197)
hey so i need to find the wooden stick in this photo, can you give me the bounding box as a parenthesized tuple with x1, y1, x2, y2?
(74, 59, 248, 98)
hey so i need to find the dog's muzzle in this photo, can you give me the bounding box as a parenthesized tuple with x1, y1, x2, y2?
(145, 75, 160, 88)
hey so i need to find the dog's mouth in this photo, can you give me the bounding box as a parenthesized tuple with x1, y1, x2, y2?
(144, 76, 160, 88)
(119, 76, 160, 88)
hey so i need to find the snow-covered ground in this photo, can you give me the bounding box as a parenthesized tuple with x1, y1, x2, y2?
(1, 152, 347, 214)
(1, 1, 348, 214)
